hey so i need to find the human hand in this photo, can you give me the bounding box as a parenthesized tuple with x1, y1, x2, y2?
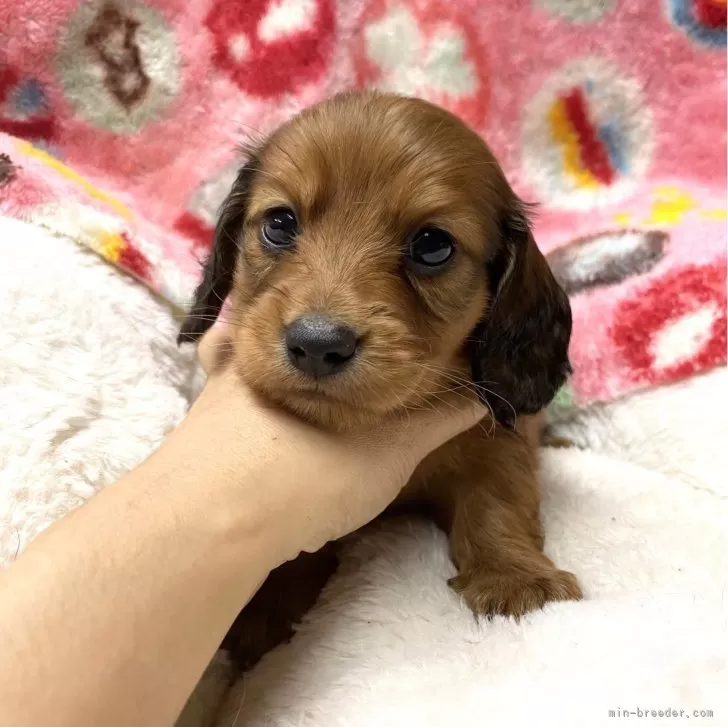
(186, 323, 486, 563)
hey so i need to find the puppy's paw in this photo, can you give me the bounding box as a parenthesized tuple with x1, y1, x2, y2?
(448, 567, 582, 618)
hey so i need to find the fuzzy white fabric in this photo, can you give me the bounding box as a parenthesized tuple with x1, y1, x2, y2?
(1, 216, 726, 727)
(215, 373, 728, 727)
(0, 216, 201, 563)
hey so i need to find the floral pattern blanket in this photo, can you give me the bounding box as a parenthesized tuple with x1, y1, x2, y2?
(0, 0, 725, 417)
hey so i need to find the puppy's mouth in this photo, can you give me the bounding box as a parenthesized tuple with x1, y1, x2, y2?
(259, 371, 390, 432)
(254, 347, 423, 431)
(277, 355, 376, 407)
(233, 315, 433, 429)
(281, 378, 350, 403)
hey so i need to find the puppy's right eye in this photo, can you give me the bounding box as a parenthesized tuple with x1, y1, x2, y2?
(261, 207, 298, 249)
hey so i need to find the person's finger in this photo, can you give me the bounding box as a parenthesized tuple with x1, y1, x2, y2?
(362, 399, 489, 464)
(392, 400, 489, 460)
(197, 323, 235, 375)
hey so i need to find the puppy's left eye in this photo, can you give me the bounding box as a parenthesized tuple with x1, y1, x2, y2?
(408, 227, 455, 271)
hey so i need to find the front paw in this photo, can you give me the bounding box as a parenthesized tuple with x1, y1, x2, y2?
(449, 567, 582, 618)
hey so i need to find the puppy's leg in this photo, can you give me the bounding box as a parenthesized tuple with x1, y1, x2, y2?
(221, 543, 338, 670)
(440, 427, 582, 618)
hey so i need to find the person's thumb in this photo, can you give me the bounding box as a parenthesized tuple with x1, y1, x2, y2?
(197, 322, 235, 375)
(388, 399, 489, 463)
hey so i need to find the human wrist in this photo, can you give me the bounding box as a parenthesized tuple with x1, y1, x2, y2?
(145, 398, 305, 571)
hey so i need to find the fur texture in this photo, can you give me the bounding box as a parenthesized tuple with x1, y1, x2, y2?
(178, 92, 580, 669)
(1, 216, 726, 727)
(180, 93, 572, 429)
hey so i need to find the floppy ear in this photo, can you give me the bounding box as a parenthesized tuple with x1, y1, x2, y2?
(177, 160, 258, 344)
(470, 201, 572, 429)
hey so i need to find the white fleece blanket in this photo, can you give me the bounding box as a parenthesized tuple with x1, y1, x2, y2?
(1, 216, 726, 727)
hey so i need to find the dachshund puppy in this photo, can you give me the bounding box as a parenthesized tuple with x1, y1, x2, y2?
(179, 91, 582, 669)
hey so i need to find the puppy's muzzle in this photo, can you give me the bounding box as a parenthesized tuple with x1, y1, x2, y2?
(285, 315, 359, 378)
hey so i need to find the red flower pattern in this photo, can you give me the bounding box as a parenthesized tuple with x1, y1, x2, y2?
(205, 0, 335, 97)
(174, 211, 214, 256)
(611, 261, 727, 387)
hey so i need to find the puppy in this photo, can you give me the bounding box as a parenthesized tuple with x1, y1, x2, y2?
(179, 91, 582, 669)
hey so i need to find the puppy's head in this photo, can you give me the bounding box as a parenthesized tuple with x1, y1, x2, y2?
(180, 92, 571, 431)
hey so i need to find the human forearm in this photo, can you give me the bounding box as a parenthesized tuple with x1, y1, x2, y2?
(0, 345, 483, 727)
(0, 421, 281, 727)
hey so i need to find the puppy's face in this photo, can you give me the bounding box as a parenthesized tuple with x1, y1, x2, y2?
(181, 93, 572, 431)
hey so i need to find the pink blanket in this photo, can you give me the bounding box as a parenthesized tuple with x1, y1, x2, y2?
(1, 0, 725, 417)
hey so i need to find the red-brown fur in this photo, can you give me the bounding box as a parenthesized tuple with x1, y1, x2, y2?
(180, 92, 582, 669)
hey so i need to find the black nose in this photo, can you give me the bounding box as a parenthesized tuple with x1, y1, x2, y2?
(285, 315, 358, 378)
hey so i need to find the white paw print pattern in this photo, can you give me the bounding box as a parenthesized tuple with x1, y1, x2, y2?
(355, 0, 489, 128)
(364, 6, 476, 97)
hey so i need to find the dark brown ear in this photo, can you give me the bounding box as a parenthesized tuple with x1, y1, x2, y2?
(470, 201, 572, 429)
(177, 161, 258, 344)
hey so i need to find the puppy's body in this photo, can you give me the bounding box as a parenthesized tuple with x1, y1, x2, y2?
(181, 92, 581, 669)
